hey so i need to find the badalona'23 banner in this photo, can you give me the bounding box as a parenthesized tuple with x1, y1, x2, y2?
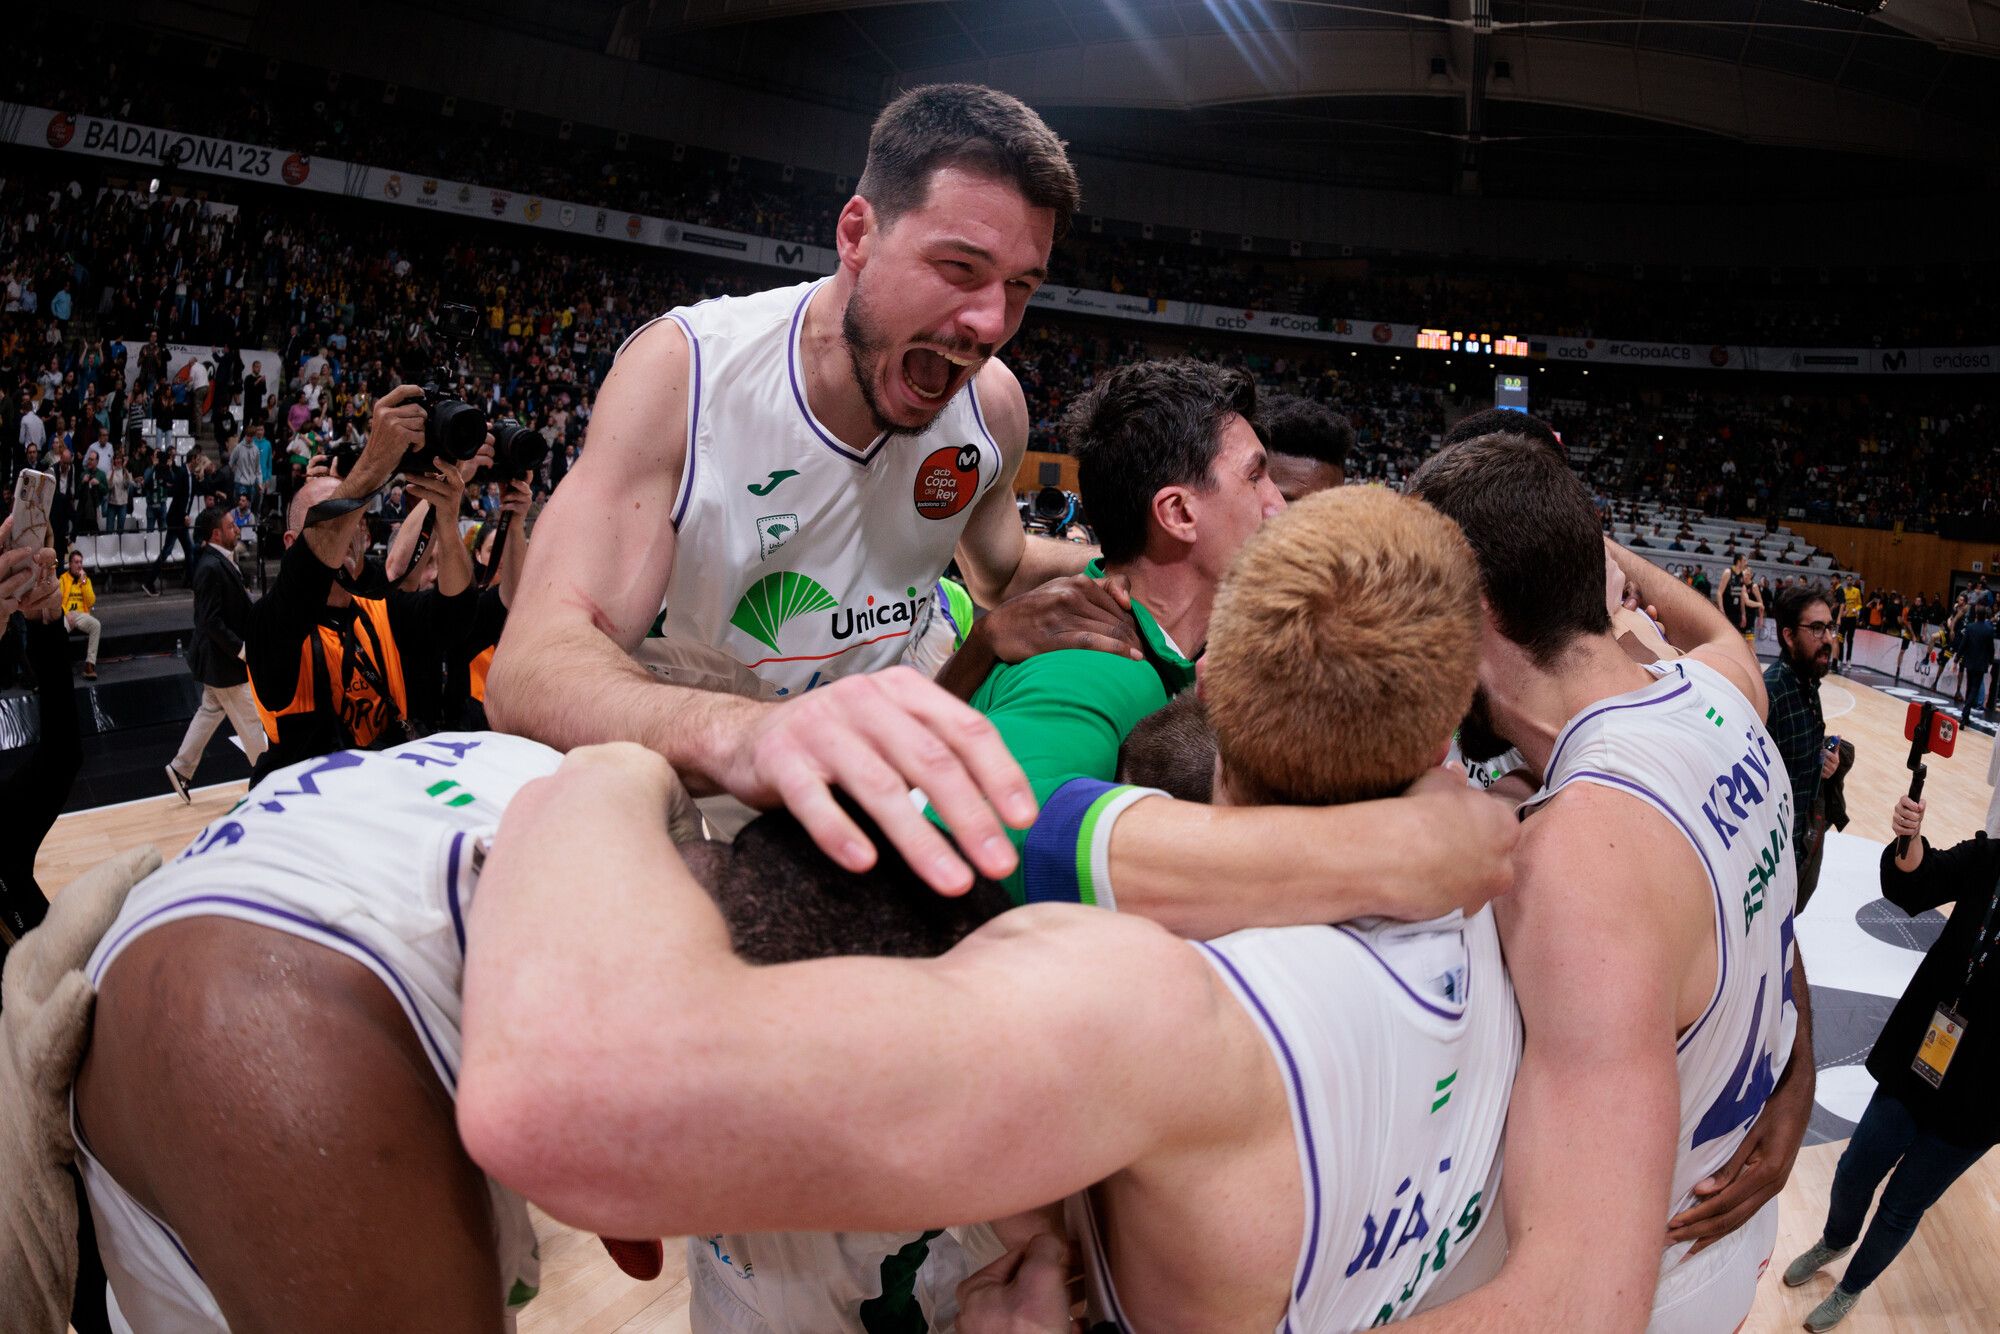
(6, 101, 1995, 378)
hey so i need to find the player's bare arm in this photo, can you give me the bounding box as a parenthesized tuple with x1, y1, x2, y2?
(1610, 538, 1769, 719)
(486, 321, 1034, 893)
(1401, 784, 1697, 1332)
(1668, 944, 1815, 1253)
(1102, 766, 1521, 937)
(954, 359, 1095, 607)
(458, 743, 1271, 1239)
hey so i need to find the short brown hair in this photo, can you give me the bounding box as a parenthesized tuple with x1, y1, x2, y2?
(1407, 432, 1611, 667)
(857, 84, 1079, 241)
(1202, 487, 1482, 805)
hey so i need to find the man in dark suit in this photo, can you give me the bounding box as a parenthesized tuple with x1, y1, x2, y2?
(1957, 605, 1996, 723)
(165, 505, 267, 800)
(142, 448, 198, 595)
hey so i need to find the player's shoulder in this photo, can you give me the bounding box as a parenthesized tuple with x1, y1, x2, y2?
(956, 900, 1222, 1008)
(669, 279, 811, 344)
(971, 358, 1027, 444)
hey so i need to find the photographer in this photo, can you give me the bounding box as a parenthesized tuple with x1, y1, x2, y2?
(445, 476, 533, 730)
(245, 385, 477, 780)
(1781, 797, 1999, 1331)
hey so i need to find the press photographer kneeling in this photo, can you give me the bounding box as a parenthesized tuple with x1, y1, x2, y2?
(246, 383, 479, 780)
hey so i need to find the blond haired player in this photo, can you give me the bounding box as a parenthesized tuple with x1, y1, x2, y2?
(459, 487, 1523, 1333)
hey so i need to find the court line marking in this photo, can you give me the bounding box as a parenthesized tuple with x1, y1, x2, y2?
(56, 779, 248, 821)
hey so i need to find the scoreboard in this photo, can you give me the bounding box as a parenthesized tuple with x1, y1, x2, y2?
(1494, 372, 1530, 414)
(1419, 329, 1531, 356)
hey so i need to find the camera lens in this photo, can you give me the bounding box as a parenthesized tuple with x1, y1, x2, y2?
(431, 398, 488, 461)
(489, 420, 548, 481)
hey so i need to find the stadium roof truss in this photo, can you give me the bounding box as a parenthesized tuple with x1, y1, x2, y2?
(617, 0, 2000, 169)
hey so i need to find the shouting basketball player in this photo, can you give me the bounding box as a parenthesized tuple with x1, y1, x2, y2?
(1395, 432, 1814, 1333)
(485, 83, 1079, 892)
(483, 84, 1514, 925)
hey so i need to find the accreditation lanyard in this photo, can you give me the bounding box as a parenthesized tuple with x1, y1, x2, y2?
(1912, 870, 2000, 1089)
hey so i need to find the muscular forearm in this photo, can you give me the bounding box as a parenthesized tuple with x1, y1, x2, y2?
(1613, 543, 1738, 654)
(460, 746, 740, 1222)
(933, 625, 1000, 701)
(483, 621, 760, 794)
(1108, 796, 1447, 938)
(1001, 535, 1094, 602)
(386, 501, 429, 584)
(498, 525, 528, 608)
(1779, 947, 1814, 1101)
(433, 513, 474, 597)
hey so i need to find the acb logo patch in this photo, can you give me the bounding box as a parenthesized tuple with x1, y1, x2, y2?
(913, 445, 981, 521)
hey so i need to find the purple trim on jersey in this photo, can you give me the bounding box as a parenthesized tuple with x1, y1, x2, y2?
(666, 313, 701, 528)
(92, 894, 460, 1088)
(1332, 924, 1471, 1022)
(786, 281, 887, 465)
(446, 831, 469, 955)
(1563, 769, 1730, 1054)
(1542, 675, 1691, 782)
(1195, 940, 1321, 1320)
(71, 1107, 204, 1280)
(965, 378, 1002, 493)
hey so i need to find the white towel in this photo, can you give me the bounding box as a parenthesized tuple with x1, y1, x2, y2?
(0, 846, 161, 1334)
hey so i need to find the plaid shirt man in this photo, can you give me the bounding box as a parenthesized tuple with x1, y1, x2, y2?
(1762, 652, 1824, 848)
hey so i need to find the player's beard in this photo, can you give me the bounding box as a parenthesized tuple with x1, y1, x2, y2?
(1457, 687, 1513, 764)
(842, 274, 932, 441)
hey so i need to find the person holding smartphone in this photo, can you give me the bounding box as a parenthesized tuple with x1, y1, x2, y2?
(1781, 794, 2000, 1330)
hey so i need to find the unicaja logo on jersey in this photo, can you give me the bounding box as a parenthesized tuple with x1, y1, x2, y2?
(830, 587, 926, 642)
(730, 571, 837, 651)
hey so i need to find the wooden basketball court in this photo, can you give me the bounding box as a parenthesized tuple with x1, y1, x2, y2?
(38, 670, 1998, 1332)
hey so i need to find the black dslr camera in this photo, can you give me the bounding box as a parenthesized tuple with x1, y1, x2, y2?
(405, 302, 491, 472)
(476, 418, 548, 487)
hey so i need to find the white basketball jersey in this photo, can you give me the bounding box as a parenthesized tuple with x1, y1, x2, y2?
(628, 279, 1006, 700)
(1073, 910, 1520, 1332)
(1521, 658, 1799, 1327)
(73, 733, 561, 1334)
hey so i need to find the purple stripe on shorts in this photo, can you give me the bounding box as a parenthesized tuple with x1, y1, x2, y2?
(1332, 924, 1471, 1022)
(1562, 769, 1730, 1053)
(787, 281, 887, 465)
(1195, 940, 1321, 1317)
(446, 831, 468, 955)
(667, 313, 701, 527)
(1544, 674, 1691, 781)
(93, 894, 459, 1088)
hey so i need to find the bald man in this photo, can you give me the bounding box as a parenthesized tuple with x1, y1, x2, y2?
(245, 385, 478, 779)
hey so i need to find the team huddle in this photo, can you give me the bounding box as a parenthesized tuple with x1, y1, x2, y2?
(60, 85, 1809, 1333)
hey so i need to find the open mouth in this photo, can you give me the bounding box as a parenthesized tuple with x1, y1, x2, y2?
(900, 345, 978, 406)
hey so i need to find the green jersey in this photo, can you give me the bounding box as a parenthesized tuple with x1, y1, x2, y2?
(930, 561, 1195, 904)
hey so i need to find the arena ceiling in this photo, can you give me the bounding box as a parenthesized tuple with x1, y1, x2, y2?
(330, 0, 2000, 198)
